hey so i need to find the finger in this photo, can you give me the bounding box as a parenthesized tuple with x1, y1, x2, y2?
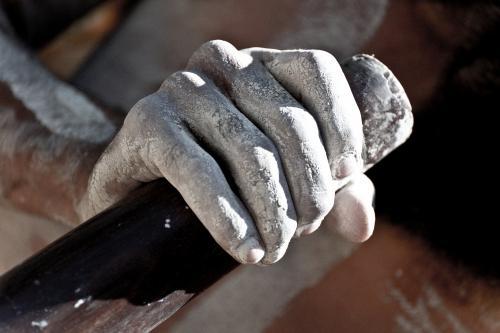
(324, 174, 375, 243)
(78, 129, 154, 221)
(244, 48, 364, 183)
(161, 71, 297, 264)
(86, 94, 266, 264)
(187, 40, 335, 236)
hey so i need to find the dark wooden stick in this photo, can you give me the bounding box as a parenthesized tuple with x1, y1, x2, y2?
(0, 55, 412, 332)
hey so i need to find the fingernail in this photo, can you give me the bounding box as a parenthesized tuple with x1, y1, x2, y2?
(295, 221, 322, 237)
(335, 155, 359, 179)
(236, 238, 265, 264)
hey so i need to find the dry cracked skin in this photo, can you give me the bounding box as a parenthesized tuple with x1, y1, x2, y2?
(78, 40, 398, 265)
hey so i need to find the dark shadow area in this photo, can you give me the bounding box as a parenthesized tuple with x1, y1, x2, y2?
(0, 180, 238, 331)
(369, 5, 500, 279)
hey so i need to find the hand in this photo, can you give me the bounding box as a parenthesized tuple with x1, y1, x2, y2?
(78, 40, 375, 265)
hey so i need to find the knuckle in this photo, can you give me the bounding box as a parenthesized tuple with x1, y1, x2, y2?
(126, 94, 164, 126)
(123, 94, 182, 163)
(160, 71, 184, 90)
(190, 40, 236, 66)
(184, 151, 218, 178)
(302, 49, 338, 66)
(161, 143, 208, 183)
(160, 71, 209, 96)
(283, 108, 319, 135)
(124, 104, 145, 131)
(300, 50, 342, 75)
(189, 40, 252, 75)
(203, 39, 236, 54)
(240, 134, 283, 184)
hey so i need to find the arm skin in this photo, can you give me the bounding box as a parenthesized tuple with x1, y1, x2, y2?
(0, 26, 117, 225)
(0, 1, 146, 224)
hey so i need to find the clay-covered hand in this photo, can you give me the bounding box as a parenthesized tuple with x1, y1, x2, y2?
(78, 40, 375, 265)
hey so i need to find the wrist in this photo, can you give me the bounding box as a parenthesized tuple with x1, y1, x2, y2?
(2, 137, 109, 226)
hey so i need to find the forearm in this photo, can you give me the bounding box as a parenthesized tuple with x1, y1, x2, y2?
(0, 31, 117, 225)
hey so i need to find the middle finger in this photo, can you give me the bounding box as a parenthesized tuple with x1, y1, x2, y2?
(187, 40, 335, 236)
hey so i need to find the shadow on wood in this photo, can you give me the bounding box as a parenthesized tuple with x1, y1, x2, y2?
(0, 179, 237, 332)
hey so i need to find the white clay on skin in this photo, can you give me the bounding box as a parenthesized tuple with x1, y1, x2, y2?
(80, 40, 372, 265)
(0, 35, 115, 144)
